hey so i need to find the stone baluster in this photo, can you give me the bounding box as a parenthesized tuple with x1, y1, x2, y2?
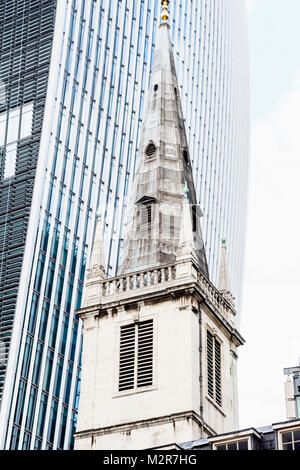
(154, 270, 158, 285)
(133, 274, 137, 289)
(172, 265, 176, 280)
(101, 282, 105, 297)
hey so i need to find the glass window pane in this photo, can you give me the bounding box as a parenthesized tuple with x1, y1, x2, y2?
(10, 425, 20, 450)
(215, 444, 226, 450)
(58, 406, 68, 449)
(40, 216, 51, 252)
(34, 252, 45, 293)
(20, 103, 33, 139)
(38, 301, 50, 342)
(25, 386, 37, 432)
(34, 438, 42, 450)
(44, 260, 55, 300)
(283, 443, 293, 450)
(227, 442, 238, 450)
(79, 246, 87, 281)
(73, 368, 81, 410)
(36, 392, 48, 437)
(294, 441, 300, 451)
(28, 293, 39, 335)
(49, 308, 59, 348)
(7, 107, 20, 143)
(55, 268, 65, 307)
(21, 335, 33, 379)
(26, 386, 37, 431)
(70, 239, 78, 274)
(13, 379, 26, 425)
(293, 429, 300, 442)
(238, 440, 249, 450)
(69, 321, 78, 362)
(4, 142, 17, 179)
(282, 431, 293, 443)
(63, 363, 73, 404)
(65, 276, 74, 314)
(59, 314, 69, 355)
(53, 356, 64, 398)
(0, 111, 6, 146)
(43, 349, 54, 392)
(50, 222, 60, 260)
(47, 399, 58, 443)
(0, 79, 6, 106)
(68, 411, 76, 449)
(22, 432, 31, 450)
(75, 282, 83, 309)
(32, 343, 43, 385)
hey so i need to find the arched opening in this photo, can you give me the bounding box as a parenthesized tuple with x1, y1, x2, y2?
(192, 205, 197, 232)
(183, 149, 189, 163)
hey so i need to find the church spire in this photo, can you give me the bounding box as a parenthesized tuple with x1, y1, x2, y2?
(86, 210, 106, 280)
(118, 3, 209, 279)
(178, 184, 197, 259)
(218, 239, 235, 306)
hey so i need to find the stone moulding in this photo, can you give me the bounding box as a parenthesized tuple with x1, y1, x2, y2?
(78, 258, 244, 347)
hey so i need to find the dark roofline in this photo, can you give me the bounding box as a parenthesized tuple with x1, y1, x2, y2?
(181, 418, 300, 449)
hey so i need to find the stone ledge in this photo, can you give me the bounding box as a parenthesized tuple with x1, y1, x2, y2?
(74, 410, 204, 440)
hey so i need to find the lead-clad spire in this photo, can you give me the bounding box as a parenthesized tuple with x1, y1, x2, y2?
(218, 239, 235, 306)
(86, 211, 106, 280)
(118, 14, 209, 278)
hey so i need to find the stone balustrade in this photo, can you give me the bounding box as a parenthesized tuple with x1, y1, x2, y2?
(99, 265, 176, 297)
(94, 261, 235, 324)
(197, 272, 235, 322)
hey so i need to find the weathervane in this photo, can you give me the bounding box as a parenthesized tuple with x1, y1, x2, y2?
(161, 0, 170, 22)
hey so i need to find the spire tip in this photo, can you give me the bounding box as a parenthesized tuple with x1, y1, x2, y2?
(161, 0, 170, 22)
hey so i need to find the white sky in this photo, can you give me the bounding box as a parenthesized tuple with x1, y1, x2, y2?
(239, 0, 300, 428)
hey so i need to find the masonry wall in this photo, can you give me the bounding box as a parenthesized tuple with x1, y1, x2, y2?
(76, 295, 203, 449)
(76, 285, 239, 449)
(202, 303, 238, 434)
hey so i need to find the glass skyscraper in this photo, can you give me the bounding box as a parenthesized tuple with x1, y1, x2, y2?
(0, 0, 249, 450)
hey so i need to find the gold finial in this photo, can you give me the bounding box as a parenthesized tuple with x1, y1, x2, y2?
(161, 0, 170, 22)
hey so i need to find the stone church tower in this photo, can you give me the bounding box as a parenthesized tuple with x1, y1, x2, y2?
(74, 3, 244, 451)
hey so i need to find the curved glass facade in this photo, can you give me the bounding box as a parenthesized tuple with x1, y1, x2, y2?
(0, 0, 249, 450)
